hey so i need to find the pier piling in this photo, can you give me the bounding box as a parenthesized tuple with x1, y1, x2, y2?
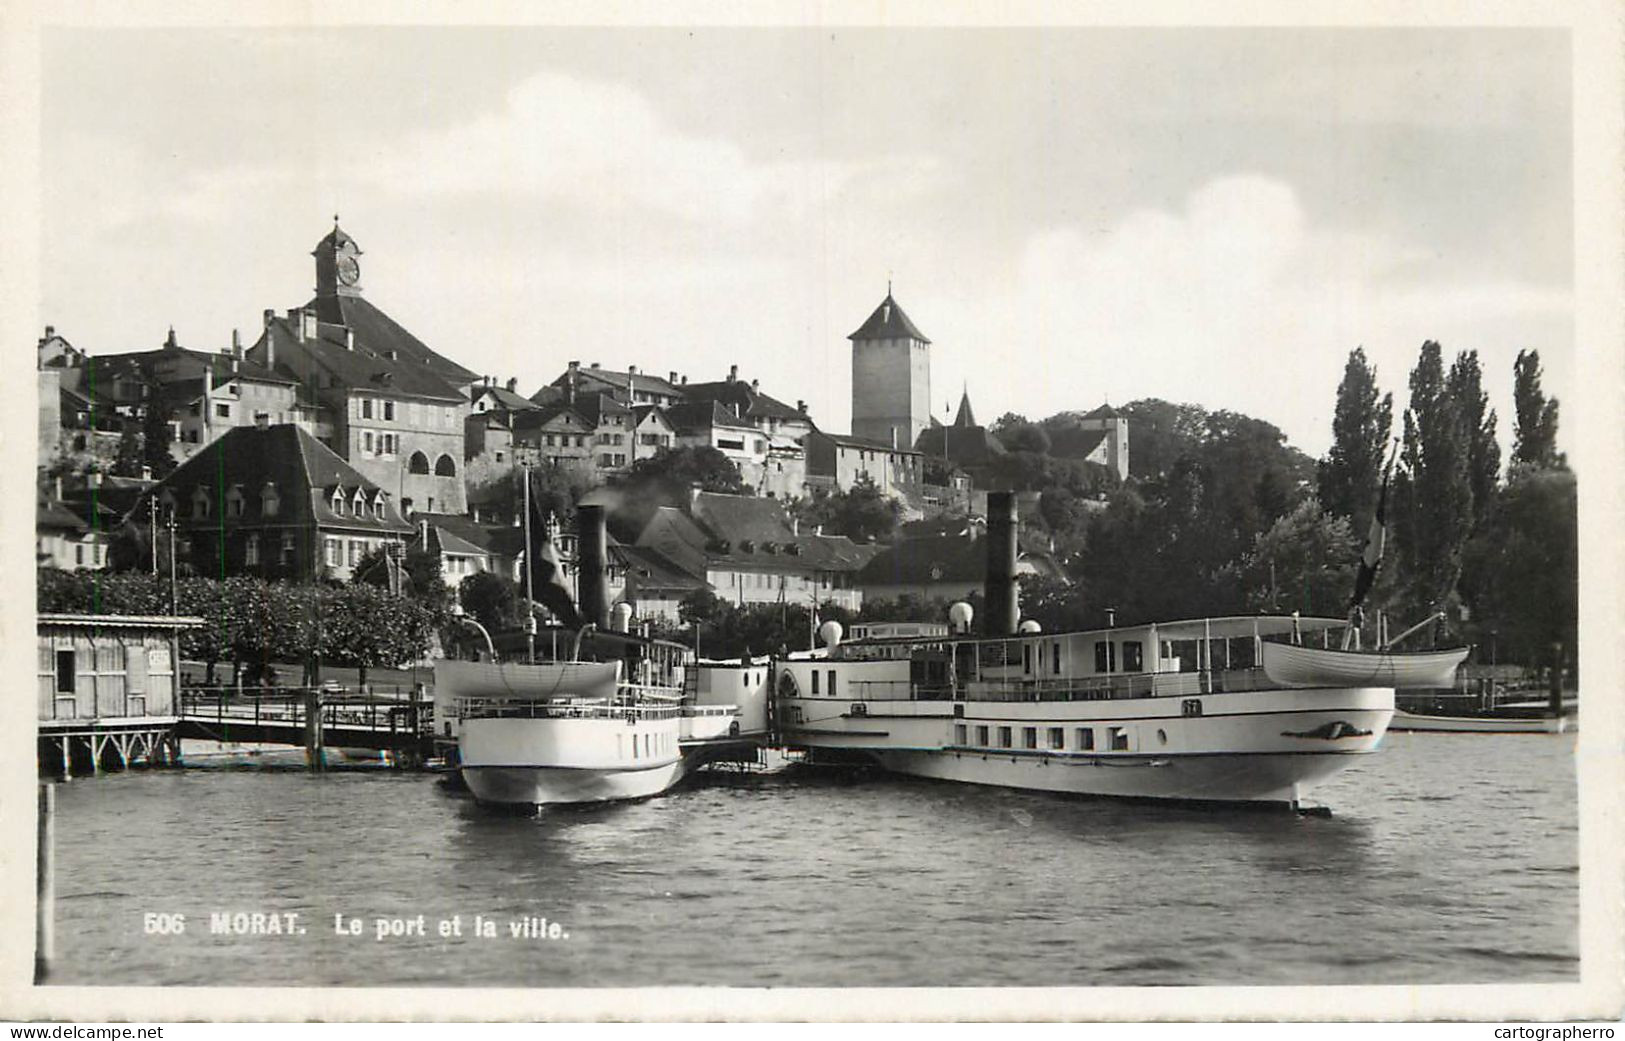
(35, 784, 55, 983)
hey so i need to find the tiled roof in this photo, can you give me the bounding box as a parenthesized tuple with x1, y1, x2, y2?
(146, 423, 411, 533)
(552, 367, 685, 400)
(304, 293, 478, 386)
(83, 345, 297, 389)
(857, 534, 987, 586)
(913, 424, 1007, 465)
(411, 512, 498, 555)
(257, 315, 467, 404)
(619, 544, 707, 593)
(571, 391, 630, 427)
(687, 493, 874, 573)
(513, 403, 596, 433)
(810, 428, 923, 456)
(473, 385, 537, 412)
(37, 498, 87, 533)
(848, 293, 930, 343)
(664, 400, 756, 436)
(1048, 426, 1109, 460)
(681, 379, 804, 422)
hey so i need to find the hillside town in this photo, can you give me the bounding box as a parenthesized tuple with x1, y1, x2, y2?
(36, 220, 1129, 622)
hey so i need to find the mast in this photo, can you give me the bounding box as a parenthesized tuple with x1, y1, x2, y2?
(523, 462, 535, 664)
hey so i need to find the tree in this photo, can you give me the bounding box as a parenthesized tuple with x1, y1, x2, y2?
(138, 373, 177, 479)
(111, 420, 146, 478)
(1512, 349, 1564, 470)
(1467, 468, 1577, 669)
(457, 570, 521, 636)
(1391, 341, 1475, 625)
(794, 475, 902, 543)
(1317, 347, 1393, 523)
(1113, 399, 1208, 482)
(1446, 349, 1500, 522)
(1235, 498, 1360, 616)
(990, 413, 1051, 455)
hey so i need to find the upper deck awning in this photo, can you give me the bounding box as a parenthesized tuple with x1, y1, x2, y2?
(1144, 616, 1347, 641)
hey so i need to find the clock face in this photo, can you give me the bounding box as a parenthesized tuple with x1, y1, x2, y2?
(336, 254, 360, 286)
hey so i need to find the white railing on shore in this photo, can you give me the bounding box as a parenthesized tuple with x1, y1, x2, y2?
(457, 699, 683, 722)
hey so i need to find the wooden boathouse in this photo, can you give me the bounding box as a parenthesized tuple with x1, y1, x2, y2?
(36, 613, 202, 776)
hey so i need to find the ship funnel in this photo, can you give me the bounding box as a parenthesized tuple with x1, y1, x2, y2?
(611, 602, 634, 633)
(818, 620, 843, 648)
(985, 490, 1019, 635)
(576, 505, 611, 631)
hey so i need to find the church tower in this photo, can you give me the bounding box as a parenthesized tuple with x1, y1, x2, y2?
(848, 288, 932, 449)
(313, 218, 364, 299)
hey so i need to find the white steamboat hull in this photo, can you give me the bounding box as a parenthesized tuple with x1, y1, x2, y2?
(780, 686, 1393, 806)
(459, 715, 690, 807)
(463, 759, 693, 805)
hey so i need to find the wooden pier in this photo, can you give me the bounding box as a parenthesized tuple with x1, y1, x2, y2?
(176, 687, 435, 766)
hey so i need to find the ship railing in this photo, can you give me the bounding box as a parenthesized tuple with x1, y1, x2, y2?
(455, 699, 683, 722)
(681, 705, 740, 717)
(954, 667, 1276, 702)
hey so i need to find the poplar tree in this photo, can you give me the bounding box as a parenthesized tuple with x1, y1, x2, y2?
(1512, 349, 1564, 470)
(1317, 347, 1393, 523)
(1445, 349, 1500, 523)
(1392, 341, 1474, 624)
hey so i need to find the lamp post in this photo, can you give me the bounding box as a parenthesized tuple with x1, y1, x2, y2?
(165, 506, 178, 616)
(450, 603, 496, 662)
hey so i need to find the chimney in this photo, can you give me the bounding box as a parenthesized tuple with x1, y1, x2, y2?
(44, 325, 55, 339)
(164, 327, 178, 350)
(984, 491, 1020, 636)
(301, 309, 318, 342)
(627, 365, 637, 402)
(797, 400, 807, 414)
(344, 328, 355, 351)
(263, 309, 275, 330)
(287, 309, 304, 342)
(567, 360, 580, 404)
(628, 365, 638, 376)
(576, 505, 611, 631)
(231, 328, 243, 360)
(891, 426, 898, 450)
(681, 375, 688, 385)
(669, 371, 679, 385)
(419, 518, 429, 544)
(53, 476, 62, 501)
(140, 466, 152, 482)
(727, 364, 738, 384)
(505, 377, 518, 393)
(751, 378, 760, 395)
(254, 412, 268, 429)
(590, 361, 601, 369)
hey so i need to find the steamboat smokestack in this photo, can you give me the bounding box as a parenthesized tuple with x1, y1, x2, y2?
(985, 490, 1019, 635)
(576, 505, 611, 631)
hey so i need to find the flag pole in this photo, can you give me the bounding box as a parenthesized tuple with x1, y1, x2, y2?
(523, 462, 535, 664)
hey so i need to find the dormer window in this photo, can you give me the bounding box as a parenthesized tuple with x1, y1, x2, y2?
(225, 485, 246, 518)
(372, 493, 386, 520)
(192, 487, 212, 519)
(262, 482, 280, 517)
(352, 488, 367, 515)
(331, 489, 346, 516)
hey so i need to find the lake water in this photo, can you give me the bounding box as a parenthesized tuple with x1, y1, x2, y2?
(43, 731, 1577, 988)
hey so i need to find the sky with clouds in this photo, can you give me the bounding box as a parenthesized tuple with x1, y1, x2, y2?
(39, 25, 1573, 460)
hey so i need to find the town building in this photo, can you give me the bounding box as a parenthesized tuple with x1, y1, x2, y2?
(629, 405, 677, 466)
(36, 494, 107, 571)
(542, 361, 687, 409)
(245, 222, 476, 514)
(678, 366, 811, 498)
(511, 404, 599, 481)
(803, 428, 923, 503)
(850, 289, 933, 451)
(1048, 404, 1130, 483)
(136, 423, 413, 583)
(632, 491, 876, 613)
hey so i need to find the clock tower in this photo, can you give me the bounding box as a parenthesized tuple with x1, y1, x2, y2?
(313, 217, 363, 298)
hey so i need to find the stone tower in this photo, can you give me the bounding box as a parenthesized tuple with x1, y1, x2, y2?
(848, 289, 932, 449)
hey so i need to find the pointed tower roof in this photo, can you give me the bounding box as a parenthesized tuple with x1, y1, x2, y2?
(313, 216, 361, 255)
(848, 292, 931, 343)
(953, 386, 977, 427)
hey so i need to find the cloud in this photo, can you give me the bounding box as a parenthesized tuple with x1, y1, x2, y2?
(923, 175, 1571, 457)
